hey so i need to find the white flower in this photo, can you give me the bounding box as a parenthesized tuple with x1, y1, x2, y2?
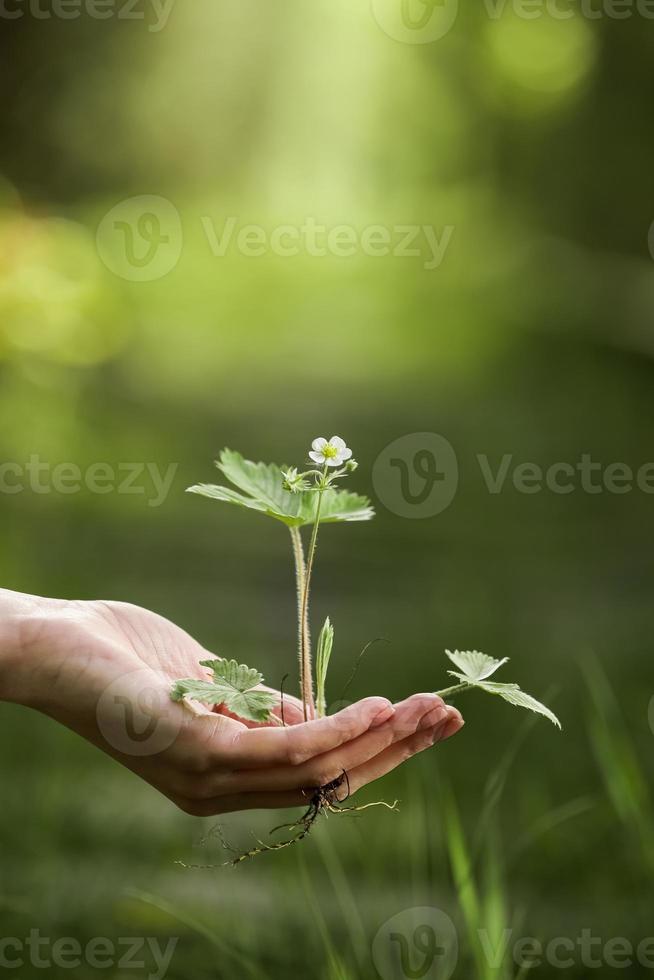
(309, 436, 353, 468)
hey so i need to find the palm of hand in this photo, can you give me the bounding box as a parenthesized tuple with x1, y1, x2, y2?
(20, 597, 462, 815)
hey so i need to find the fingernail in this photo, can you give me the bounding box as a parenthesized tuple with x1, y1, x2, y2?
(417, 706, 447, 732)
(371, 704, 395, 727)
(441, 716, 465, 740)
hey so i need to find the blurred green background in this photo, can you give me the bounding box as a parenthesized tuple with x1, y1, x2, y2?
(1, 2, 654, 977)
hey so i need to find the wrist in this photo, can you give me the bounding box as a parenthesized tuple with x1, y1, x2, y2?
(0, 614, 33, 705)
(0, 590, 63, 708)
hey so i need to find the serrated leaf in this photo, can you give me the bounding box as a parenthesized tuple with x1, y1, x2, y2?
(187, 484, 271, 516)
(201, 657, 265, 689)
(443, 649, 561, 728)
(445, 649, 509, 682)
(447, 673, 561, 728)
(475, 680, 562, 729)
(187, 449, 374, 528)
(171, 658, 277, 723)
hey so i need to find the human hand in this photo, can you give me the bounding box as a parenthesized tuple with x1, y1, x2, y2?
(0, 590, 464, 814)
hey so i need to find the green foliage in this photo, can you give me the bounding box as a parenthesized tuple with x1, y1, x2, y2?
(187, 449, 374, 528)
(446, 650, 509, 683)
(171, 658, 277, 723)
(441, 650, 561, 729)
(582, 655, 654, 873)
(315, 617, 334, 719)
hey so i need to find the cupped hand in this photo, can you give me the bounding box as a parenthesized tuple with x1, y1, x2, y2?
(1, 591, 464, 814)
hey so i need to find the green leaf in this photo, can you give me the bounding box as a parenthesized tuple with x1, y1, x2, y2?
(476, 681, 562, 730)
(315, 617, 334, 719)
(444, 649, 561, 728)
(171, 658, 277, 723)
(187, 449, 374, 528)
(445, 649, 509, 682)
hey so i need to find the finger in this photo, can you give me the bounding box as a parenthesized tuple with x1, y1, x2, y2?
(182, 695, 444, 799)
(211, 696, 395, 768)
(228, 687, 306, 728)
(176, 708, 465, 816)
(269, 686, 306, 725)
(202, 694, 446, 795)
(270, 699, 305, 725)
(346, 706, 464, 795)
(213, 697, 305, 729)
(263, 694, 448, 791)
(263, 689, 305, 727)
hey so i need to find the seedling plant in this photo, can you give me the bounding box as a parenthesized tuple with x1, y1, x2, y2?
(171, 437, 560, 862)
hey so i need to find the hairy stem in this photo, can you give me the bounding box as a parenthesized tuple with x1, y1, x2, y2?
(289, 526, 310, 717)
(434, 682, 472, 699)
(298, 467, 328, 720)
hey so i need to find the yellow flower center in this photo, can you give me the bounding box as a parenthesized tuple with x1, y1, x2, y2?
(322, 444, 338, 459)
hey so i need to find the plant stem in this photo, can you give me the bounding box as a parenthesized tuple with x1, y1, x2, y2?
(298, 466, 328, 720)
(289, 526, 310, 717)
(434, 682, 472, 699)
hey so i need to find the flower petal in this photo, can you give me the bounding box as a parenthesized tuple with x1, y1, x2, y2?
(329, 436, 346, 451)
(325, 457, 342, 467)
(309, 451, 325, 463)
(312, 437, 328, 452)
(339, 447, 353, 461)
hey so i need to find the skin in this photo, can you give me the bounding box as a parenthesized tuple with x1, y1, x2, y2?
(0, 588, 464, 816)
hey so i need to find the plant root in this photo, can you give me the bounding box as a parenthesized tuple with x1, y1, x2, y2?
(174, 773, 399, 870)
